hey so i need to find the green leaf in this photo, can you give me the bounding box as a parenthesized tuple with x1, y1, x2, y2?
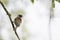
(52, 2, 55, 8)
(31, 0, 34, 3)
(52, 0, 55, 8)
(56, 0, 60, 3)
(0, 0, 8, 5)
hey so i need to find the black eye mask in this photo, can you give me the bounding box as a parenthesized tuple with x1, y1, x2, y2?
(18, 15, 22, 17)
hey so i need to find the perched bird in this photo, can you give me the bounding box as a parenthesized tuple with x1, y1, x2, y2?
(14, 15, 22, 29)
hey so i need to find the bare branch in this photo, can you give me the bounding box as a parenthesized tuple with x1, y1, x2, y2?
(0, 1, 20, 40)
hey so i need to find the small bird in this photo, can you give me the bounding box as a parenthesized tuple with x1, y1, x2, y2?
(14, 15, 22, 29)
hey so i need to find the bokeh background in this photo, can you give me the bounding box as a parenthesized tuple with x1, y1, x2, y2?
(0, 0, 60, 40)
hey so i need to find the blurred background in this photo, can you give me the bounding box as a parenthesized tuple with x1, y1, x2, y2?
(0, 0, 60, 40)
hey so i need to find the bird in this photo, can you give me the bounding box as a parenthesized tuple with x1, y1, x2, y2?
(14, 15, 22, 29)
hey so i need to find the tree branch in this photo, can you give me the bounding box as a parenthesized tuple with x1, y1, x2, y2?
(0, 1, 20, 40)
(49, 0, 55, 40)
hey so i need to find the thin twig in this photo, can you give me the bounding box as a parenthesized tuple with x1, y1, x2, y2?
(0, 1, 20, 40)
(49, 0, 55, 40)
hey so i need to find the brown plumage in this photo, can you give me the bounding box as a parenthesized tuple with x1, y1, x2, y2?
(14, 15, 22, 29)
